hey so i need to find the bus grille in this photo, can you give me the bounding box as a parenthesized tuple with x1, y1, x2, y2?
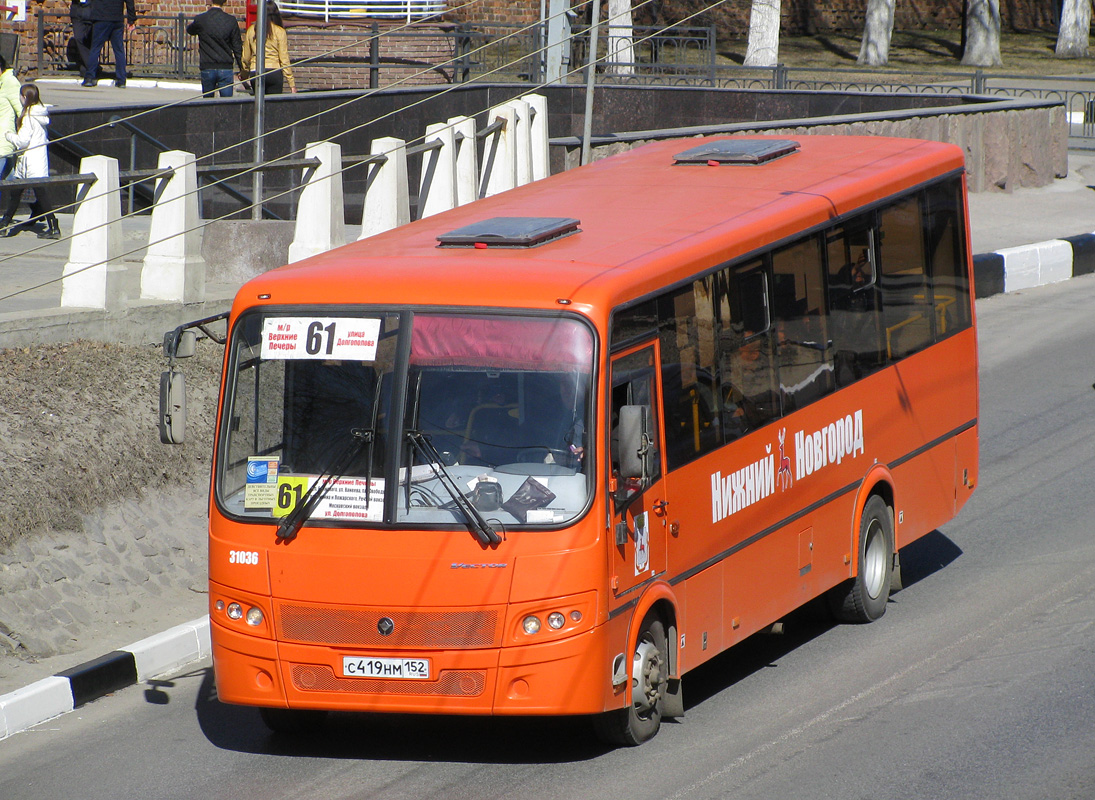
(291, 665, 486, 697)
(276, 603, 501, 648)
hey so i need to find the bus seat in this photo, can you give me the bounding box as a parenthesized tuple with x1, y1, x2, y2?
(463, 404, 520, 464)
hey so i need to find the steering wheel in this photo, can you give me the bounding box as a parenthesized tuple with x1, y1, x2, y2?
(514, 446, 571, 464)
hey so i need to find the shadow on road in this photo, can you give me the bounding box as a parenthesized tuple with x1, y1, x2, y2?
(194, 666, 610, 762)
(897, 529, 964, 589)
(189, 531, 962, 762)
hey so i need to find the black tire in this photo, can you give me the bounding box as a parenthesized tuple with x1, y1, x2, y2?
(829, 494, 893, 623)
(593, 615, 668, 746)
(259, 707, 328, 735)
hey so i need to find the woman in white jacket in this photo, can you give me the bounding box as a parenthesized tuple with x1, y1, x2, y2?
(1, 84, 59, 239)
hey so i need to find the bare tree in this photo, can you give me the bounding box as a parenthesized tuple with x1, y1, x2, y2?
(744, 0, 781, 68)
(858, 0, 895, 66)
(961, 0, 1003, 67)
(1056, 0, 1092, 58)
(606, 0, 636, 75)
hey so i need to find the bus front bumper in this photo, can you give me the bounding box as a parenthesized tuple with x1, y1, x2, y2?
(212, 619, 616, 717)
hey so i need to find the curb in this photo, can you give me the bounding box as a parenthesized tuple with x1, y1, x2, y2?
(974, 233, 1095, 298)
(35, 77, 203, 91)
(0, 616, 210, 740)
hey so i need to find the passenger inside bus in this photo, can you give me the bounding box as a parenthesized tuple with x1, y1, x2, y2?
(830, 244, 884, 385)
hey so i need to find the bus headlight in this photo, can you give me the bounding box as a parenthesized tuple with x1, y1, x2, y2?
(246, 607, 264, 626)
(226, 602, 243, 620)
(547, 612, 565, 630)
(522, 615, 542, 635)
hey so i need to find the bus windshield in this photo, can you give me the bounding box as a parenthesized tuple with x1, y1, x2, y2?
(217, 311, 595, 530)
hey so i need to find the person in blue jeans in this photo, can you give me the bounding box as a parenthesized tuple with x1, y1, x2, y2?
(82, 0, 137, 88)
(187, 0, 243, 98)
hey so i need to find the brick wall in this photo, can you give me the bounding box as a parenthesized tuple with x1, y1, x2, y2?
(285, 22, 459, 90)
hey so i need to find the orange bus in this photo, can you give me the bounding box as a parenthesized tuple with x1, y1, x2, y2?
(165, 134, 978, 745)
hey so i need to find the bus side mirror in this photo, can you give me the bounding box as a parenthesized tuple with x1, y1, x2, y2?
(164, 329, 197, 360)
(618, 404, 653, 483)
(159, 370, 187, 444)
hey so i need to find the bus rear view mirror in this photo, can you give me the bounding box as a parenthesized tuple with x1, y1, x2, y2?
(618, 404, 653, 483)
(159, 370, 187, 444)
(164, 329, 197, 359)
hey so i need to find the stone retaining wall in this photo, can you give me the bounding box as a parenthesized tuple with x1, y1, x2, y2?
(554, 89, 1067, 193)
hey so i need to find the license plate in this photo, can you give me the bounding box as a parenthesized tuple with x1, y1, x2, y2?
(342, 656, 431, 680)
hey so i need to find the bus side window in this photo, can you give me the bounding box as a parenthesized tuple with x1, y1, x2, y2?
(878, 197, 935, 361)
(827, 224, 884, 387)
(922, 177, 972, 337)
(716, 265, 780, 432)
(658, 280, 721, 471)
(771, 234, 834, 412)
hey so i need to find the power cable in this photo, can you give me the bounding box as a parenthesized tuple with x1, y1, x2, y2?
(0, 0, 728, 302)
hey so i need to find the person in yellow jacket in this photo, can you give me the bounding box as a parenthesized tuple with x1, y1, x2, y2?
(241, 1, 295, 94)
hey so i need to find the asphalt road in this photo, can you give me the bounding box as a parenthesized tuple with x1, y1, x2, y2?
(3, 275, 1095, 799)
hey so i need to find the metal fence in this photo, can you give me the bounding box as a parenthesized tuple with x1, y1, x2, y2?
(279, 0, 445, 22)
(31, 14, 715, 86)
(37, 12, 197, 77)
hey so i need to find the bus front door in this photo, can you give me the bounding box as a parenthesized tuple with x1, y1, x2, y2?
(609, 343, 670, 600)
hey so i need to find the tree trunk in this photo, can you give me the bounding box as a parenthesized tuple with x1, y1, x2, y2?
(961, 0, 1003, 67)
(744, 0, 781, 68)
(606, 0, 635, 75)
(1056, 0, 1092, 58)
(857, 0, 895, 66)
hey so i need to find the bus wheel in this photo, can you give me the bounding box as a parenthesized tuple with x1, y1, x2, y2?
(593, 615, 668, 746)
(829, 495, 893, 623)
(259, 707, 328, 735)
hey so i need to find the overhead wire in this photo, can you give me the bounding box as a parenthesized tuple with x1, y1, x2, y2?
(0, 0, 714, 297)
(2, 0, 595, 238)
(33, 0, 487, 154)
(0, 0, 728, 302)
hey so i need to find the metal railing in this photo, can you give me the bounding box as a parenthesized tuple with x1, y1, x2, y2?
(279, 0, 445, 22)
(32, 13, 716, 86)
(36, 11, 196, 77)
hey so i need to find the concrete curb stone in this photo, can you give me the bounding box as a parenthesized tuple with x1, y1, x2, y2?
(975, 233, 1095, 298)
(0, 616, 209, 740)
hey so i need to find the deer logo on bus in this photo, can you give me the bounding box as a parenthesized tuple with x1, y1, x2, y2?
(777, 429, 794, 491)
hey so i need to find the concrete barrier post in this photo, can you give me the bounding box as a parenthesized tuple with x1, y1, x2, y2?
(480, 103, 517, 198)
(358, 137, 409, 241)
(419, 122, 457, 218)
(509, 97, 533, 188)
(288, 141, 346, 263)
(61, 155, 126, 310)
(140, 150, 206, 303)
(450, 116, 478, 207)
(523, 93, 550, 182)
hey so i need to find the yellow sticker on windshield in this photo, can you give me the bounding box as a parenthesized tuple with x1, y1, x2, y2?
(273, 476, 310, 518)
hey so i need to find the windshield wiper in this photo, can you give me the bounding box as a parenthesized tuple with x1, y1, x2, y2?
(406, 431, 502, 548)
(276, 427, 374, 541)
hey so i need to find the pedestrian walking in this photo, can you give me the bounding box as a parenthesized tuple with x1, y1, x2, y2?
(241, 1, 296, 95)
(187, 0, 244, 98)
(82, 0, 137, 88)
(1, 84, 60, 240)
(69, 0, 94, 79)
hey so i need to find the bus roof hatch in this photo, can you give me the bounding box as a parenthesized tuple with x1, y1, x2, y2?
(674, 139, 800, 166)
(437, 216, 581, 248)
